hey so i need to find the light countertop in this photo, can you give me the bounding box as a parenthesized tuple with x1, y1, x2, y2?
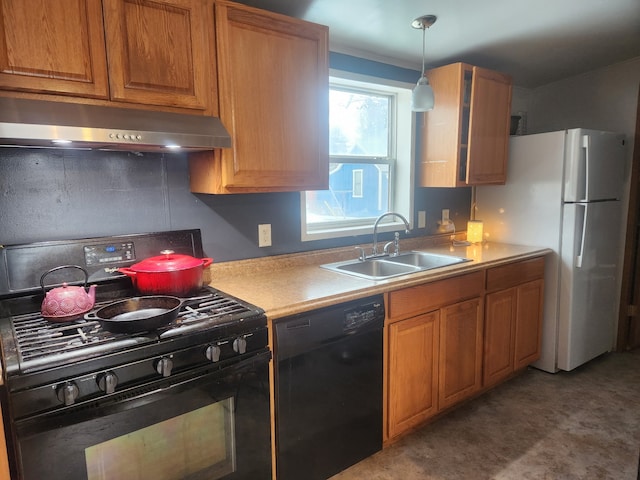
(207, 241, 552, 321)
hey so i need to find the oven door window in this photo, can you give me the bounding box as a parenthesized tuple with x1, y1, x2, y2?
(13, 354, 271, 480)
(84, 398, 235, 480)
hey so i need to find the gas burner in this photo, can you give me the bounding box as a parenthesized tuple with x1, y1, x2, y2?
(2, 286, 263, 375)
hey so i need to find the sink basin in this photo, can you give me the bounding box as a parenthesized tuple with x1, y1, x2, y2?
(320, 251, 470, 280)
(384, 251, 470, 270)
(323, 258, 421, 280)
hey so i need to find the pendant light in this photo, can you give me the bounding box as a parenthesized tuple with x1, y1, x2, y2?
(411, 15, 437, 112)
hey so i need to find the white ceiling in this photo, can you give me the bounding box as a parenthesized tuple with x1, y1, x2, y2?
(235, 0, 640, 88)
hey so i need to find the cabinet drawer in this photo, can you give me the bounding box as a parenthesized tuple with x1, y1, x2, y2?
(486, 257, 544, 292)
(387, 271, 484, 322)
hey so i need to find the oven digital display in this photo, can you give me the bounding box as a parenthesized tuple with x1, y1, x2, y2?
(84, 242, 135, 266)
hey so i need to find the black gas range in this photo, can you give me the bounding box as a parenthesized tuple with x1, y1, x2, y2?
(0, 230, 272, 480)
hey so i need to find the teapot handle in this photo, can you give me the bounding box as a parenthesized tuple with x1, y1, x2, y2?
(40, 265, 89, 294)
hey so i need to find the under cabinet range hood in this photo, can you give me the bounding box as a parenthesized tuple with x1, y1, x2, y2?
(0, 97, 232, 152)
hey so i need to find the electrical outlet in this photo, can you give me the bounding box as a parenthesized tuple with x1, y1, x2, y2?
(418, 211, 426, 229)
(258, 224, 272, 247)
(441, 209, 450, 224)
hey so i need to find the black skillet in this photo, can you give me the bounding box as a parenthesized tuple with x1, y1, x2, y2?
(84, 295, 210, 334)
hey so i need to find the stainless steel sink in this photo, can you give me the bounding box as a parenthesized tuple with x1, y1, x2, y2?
(384, 251, 469, 269)
(322, 258, 421, 280)
(320, 251, 470, 280)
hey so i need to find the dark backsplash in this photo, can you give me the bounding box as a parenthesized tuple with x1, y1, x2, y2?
(0, 147, 470, 262)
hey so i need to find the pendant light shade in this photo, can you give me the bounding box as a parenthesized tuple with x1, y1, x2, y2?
(412, 76, 435, 112)
(411, 15, 437, 112)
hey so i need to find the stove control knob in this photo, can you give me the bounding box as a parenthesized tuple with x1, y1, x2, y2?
(233, 337, 247, 355)
(56, 381, 80, 406)
(97, 372, 118, 394)
(206, 345, 222, 362)
(156, 357, 174, 377)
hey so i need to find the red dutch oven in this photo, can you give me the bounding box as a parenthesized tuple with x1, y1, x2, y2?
(118, 250, 213, 296)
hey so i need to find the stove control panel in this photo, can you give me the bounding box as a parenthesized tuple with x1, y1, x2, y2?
(84, 242, 135, 266)
(9, 326, 268, 419)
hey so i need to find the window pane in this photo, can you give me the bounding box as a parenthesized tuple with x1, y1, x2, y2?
(306, 162, 390, 225)
(329, 89, 389, 157)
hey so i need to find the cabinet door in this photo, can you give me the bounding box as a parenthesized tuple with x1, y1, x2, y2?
(438, 297, 483, 410)
(102, 0, 213, 111)
(0, 403, 9, 480)
(514, 279, 544, 369)
(466, 66, 512, 185)
(387, 311, 439, 439)
(483, 288, 516, 388)
(418, 63, 464, 188)
(209, 0, 329, 193)
(0, 0, 109, 98)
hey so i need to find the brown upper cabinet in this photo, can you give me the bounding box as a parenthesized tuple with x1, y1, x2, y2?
(419, 63, 512, 187)
(0, 0, 215, 113)
(102, 0, 214, 111)
(0, 0, 110, 99)
(189, 1, 329, 193)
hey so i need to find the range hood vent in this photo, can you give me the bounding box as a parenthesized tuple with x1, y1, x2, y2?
(0, 97, 232, 152)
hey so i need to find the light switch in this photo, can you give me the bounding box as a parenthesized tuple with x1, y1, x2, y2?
(258, 224, 272, 247)
(418, 211, 426, 229)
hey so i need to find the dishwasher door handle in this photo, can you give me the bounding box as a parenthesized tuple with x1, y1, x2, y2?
(285, 319, 311, 330)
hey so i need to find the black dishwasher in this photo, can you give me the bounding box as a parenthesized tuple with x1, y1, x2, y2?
(274, 294, 385, 480)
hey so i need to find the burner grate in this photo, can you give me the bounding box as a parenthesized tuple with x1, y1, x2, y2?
(11, 312, 127, 362)
(6, 289, 264, 372)
(179, 296, 255, 323)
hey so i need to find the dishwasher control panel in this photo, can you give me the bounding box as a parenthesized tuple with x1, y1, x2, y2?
(343, 296, 385, 331)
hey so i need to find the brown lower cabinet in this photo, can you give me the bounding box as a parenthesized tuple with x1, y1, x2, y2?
(387, 311, 440, 439)
(0, 402, 9, 480)
(438, 297, 484, 410)
(385, 257, 545, 442)
(484, 258, 545, 387)
(386, 271, 484, 441)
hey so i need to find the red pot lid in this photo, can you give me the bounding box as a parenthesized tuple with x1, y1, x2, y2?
(130, 250, 206, 272)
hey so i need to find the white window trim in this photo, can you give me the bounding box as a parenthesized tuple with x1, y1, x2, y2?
(301, 71, 416, 242)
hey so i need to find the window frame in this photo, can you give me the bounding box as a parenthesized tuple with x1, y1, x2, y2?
(301, 71, 416, 242)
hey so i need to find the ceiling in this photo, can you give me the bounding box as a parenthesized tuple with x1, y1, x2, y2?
(234, 0, 640, 88)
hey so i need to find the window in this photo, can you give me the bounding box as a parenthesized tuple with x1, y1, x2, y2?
(301, 73, 415, 241)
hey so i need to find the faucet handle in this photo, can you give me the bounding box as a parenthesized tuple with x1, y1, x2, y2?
(355, 246, 366, 262)
(393, 231, 401, 256)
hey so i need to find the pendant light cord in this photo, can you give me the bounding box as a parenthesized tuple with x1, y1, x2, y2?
(421, 25, 426, 78)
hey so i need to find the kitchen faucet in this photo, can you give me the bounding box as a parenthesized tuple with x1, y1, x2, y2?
(371, 212, 411, 257)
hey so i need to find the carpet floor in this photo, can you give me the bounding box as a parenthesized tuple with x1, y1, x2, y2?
(331, 349, 640, 480)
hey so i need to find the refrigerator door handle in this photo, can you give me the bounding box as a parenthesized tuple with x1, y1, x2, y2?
(575, 203, 588, 269)
(582, 134, 590, 201)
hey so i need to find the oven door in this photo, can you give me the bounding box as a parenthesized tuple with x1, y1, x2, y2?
(11, 351, 271, 480)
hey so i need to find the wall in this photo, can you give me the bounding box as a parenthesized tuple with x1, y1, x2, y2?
(511, 57, 639, 141)
(527, 57, 640, 138)
(0, 54, 472, 262)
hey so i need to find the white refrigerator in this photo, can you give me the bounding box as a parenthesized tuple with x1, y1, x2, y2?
(476, 128, 626, 372)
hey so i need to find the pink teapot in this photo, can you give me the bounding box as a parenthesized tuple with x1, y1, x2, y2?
(40, 265, 96, 322)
